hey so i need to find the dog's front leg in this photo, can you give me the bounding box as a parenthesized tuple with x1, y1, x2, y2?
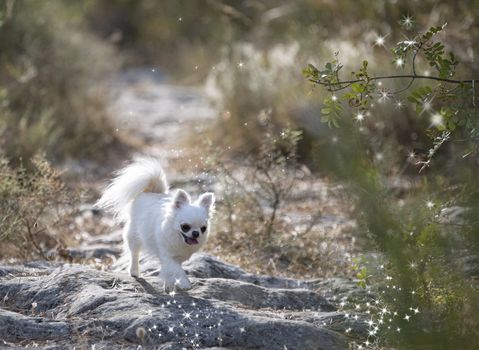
(160, 257, 191, 291)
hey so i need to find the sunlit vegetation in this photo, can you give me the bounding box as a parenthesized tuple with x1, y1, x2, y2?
(0, 0, 117, 162)
(0, 1, 478, 348)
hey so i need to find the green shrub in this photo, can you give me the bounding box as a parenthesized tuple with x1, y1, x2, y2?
(305, 21, 479, 349)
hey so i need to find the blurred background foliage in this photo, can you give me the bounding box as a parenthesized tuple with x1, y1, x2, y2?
(0, 0, 118, 163)
(1, 0, 478, 348)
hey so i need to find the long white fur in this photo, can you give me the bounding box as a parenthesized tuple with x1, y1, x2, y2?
(96, 157, 168, 221)
(96, 157, 214, 291)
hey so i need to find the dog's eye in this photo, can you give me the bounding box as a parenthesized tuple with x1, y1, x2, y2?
(181, 224, 191, 232)
(200, 226, 207, 233)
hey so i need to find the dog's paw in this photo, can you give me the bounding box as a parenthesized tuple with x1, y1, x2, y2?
(162, 276, 176, 292)
(162, 277, 191, 292)
(129, 267, 139, 277)
(177, 278, 191, 290)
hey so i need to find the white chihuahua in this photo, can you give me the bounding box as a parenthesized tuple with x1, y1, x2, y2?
(97, 157, 214, 290)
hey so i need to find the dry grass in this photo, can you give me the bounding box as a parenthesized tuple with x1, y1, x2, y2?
(205, 173, 358, 279)
(0, 156, 78, 259)
(197, 129, 359, 279)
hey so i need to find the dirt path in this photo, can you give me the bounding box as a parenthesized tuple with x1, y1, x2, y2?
(69, 69, 357, 280)
(111, 68, 216, 166)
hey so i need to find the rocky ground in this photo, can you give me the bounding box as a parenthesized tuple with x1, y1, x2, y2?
(0, 70, 367, 349)
(0, 253, 371, 349)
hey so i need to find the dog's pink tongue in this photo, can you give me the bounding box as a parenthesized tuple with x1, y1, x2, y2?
(186, 237, 199, 245)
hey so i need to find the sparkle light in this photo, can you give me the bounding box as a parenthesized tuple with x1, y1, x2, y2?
(423, 100, 432, 110)
(355, 112, 365, 122)
(404, 40, 417, 47)
(378, 89, 391, 103)
(395, 58, 404, 67)
(401, 14, 414, 29)
(238, 62, 244, 68)
(374, 34, 387, 47)
(431, 113, 443, 127)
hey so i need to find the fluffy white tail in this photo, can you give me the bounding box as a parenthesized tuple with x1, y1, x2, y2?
(96, 157, 168, 220)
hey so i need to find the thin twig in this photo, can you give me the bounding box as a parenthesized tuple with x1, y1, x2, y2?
(25, 219, 48, 260)
(391, 77, 415, 94)
(310, 75, 477, 87)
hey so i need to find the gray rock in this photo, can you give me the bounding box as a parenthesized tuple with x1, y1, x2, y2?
(0, 309, 70, 342)
(64, 244, 122, 260)
(0, 254, 367, 349)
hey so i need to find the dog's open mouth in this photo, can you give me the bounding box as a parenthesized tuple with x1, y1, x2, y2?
(180, 232, 199, 245)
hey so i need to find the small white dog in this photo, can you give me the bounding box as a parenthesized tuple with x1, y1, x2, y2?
(97, 157, 214, 290)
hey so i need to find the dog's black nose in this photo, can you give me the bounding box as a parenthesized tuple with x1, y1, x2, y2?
(192, 231, 199, 238)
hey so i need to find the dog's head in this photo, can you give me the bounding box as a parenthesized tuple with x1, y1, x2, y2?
(170, 189, 215, 246)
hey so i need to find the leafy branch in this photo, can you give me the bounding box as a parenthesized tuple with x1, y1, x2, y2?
(307, 73, 475, 91)
(304, 22, 478, 167)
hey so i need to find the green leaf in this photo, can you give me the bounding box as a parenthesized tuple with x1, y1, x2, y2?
(351, 83, 364, 93)
(303, 64, 319, 79)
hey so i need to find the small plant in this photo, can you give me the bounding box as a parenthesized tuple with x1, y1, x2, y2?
(211, 128, 301, 237)
(205, 128, 354, 277)
(0, 155, 77, 259)
(205, 128, 301, 271)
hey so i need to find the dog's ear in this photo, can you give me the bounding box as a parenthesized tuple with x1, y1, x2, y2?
(197, 192, 215, 213)
(173, 189, 191, 209)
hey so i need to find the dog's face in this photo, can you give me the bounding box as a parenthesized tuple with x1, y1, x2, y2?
(171, 189, 214, 246)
